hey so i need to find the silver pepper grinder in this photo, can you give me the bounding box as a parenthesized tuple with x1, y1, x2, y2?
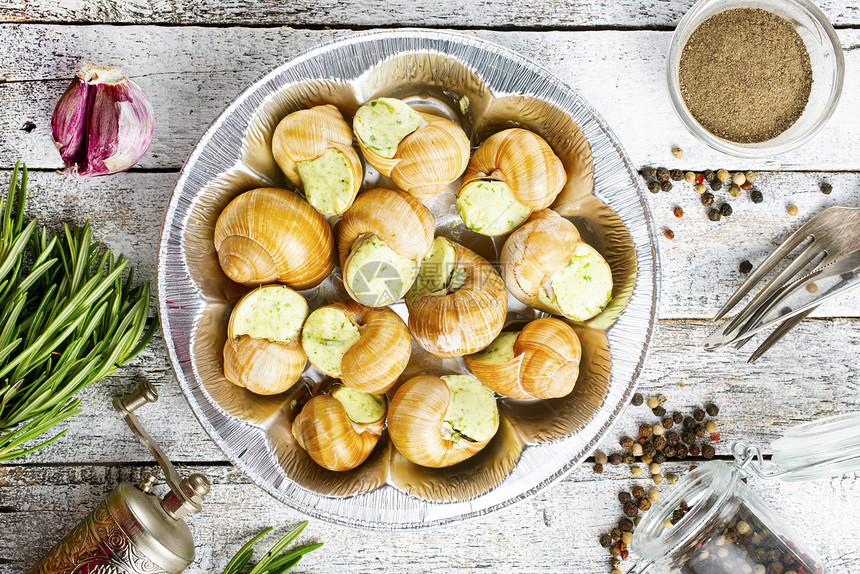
(28, 381, 210, 574)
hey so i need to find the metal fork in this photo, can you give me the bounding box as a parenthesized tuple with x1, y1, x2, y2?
(704, 206, 860, 361)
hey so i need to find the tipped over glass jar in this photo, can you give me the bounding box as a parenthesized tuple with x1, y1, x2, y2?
(629, 413, 860, 574)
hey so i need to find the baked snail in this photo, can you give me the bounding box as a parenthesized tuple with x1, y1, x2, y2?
(405, 237, 507, 358)
(272, 104, 363, 216)
(214, 187, 335, 289)
(291, 384, 386, 471)
(337, 188, 435, 307)
(353, 97, 470, 200)
(387, 374, 499, 468)
(501, 209, 613, 321)
(457, 128, 566, 236)
(301, 300, 410, 394)
(223, 285, 308, 395)
(465, 317, 582, 399)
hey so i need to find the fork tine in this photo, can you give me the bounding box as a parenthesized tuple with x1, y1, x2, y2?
(713, 221, 818, 320)
(746, 308, 815, 363)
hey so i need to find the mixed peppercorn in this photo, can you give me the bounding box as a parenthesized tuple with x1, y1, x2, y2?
(595, 395, 723, 572)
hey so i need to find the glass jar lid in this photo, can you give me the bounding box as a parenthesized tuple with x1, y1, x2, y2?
(734, 412, 860, 482)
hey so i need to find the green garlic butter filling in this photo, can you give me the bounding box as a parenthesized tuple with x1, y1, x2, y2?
(405, 236, 456, 306)
(353, 97, 421, 159)
(301, 307, 361, 376)
(441, 375, 498, 443)
(539, 244, 613, 321)
(231, 287, 308, 343)
(467, 331, 520, 364)
(457, 180, 531, 236)
(332, 385, 385, 424)
(344, 235, 418, 307)
(296, 148, 354, 216)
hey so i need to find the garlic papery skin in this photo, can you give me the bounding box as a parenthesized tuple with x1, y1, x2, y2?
(500, 209, 613, 321)
(51, 64, 155, 177)
(337, 188, 435, 307)
(457, 128, 565, 235)
(214, 187, 336, 289)
(223, 285, 308, 395)
(406, 237, 507, 358)
(388, 374, 499, 468)
(354, 98, 470, 200)
(465, 317, 582, 399)
(301, 300, 410, 394)
(272, 105, 362, 215)
(291, 386, 385, 472)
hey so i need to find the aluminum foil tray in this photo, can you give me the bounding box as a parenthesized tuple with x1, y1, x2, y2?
(157, 30, 660, 529)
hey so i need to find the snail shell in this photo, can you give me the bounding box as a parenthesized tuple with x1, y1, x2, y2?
(223, 285, 308, 395)
(291, 389, 385, 472)
(214, 187, 335, 289)
(301, 300, 411, 394)
(465, 317, 582, 399)
(337, 188, 435, 307)
(387, 374, 499, 468)
(406, 238, 507, 358)
(271, 104, 363, 215)
(500, 209, 613, 321)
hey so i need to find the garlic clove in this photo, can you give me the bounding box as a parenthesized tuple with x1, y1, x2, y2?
(51, 65, 154, 177)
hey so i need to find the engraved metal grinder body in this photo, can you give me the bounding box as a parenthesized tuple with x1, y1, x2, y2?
(28, 381, 210, 574)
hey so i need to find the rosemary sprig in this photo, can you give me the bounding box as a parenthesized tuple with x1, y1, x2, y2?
(222, 522, 323, 574)
(0, 163, 157, 461)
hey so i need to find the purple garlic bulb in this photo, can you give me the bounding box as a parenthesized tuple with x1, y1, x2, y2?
(51, 65, 155, 177)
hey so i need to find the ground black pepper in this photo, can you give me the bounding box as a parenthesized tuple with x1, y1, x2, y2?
(678, 8, 813, 143)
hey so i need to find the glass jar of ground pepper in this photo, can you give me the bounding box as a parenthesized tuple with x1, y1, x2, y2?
(628, 412, 860, 573)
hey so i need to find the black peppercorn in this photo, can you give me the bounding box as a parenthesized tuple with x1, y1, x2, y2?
(631, 392, 643, 406)
(652, 406, 666, 417)
(681, 431, 697, 445)
(666, 432, 679, 445)
(639, 436, 651, 446)
(675, 445, 689, 458)
(609, 545, 620, 557)
(620, 435, 634, 449)
(623, 502, 639, 517)
(611, 528, 622, 540)
(695, 425, 707, 438)
(648, 181, 660, 194)
(689, 444, 701, 457)
(720, 203, 733, 217)
(821, 182, 832, 195)
(631, 485, 645, 499)
(670, 169, 684, 181)
(619, 491, 632, 504)
(638, 497, 652, 511)
(622, 453, 635, 465)
(750, 189, 764, 203)
(661, 181, 673, 192)
(708, 208, 721, 221)
(710, 179, 722, 191)
(693, 407, 705, 421)
(609, 453, 622, 465)
(702, 444, 716, 459)
(739, 260, 753, 274)
(703, 169, 715, 182)
(619, 519, 634, 533)
(639, 424, 653, 438)
(672, 411, 683, 424)
(640, 167, 656, 179)
(683, 416, 696, 430)
(679, 501, 689, 511)
(705, 403, 719, 417)
(600, 533, 613, 548)
(701, 192, 715, 207)
(656, 168, 670, 182)
(643, 445, 657, 458)
(653, 451, 666, 464)
(659, 418, 672, 430)
(672, 509, 685, 522)
(593, 463, 604, 473)
(664, 445, 676, 457)
(653, 436, 666, 450)
(595, 451, 608, 465)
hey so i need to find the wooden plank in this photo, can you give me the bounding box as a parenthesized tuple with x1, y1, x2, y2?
(1, 26, 859, 171)
(7, 168, 860, 321)
(1, 462, 858, 573)
(3, 0, 860, 27)
(9, 316, 859, 465)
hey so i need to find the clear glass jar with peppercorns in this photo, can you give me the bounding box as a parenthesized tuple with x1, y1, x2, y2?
(628, 412, 860, 574)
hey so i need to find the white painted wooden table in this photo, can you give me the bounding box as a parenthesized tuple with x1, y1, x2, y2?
(1, 2, 859, 572)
